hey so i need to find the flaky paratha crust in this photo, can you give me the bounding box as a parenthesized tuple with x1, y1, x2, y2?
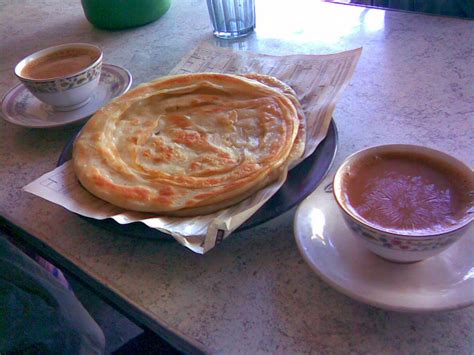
(73, 72, 300, 216)
(240, 73, 306, 166)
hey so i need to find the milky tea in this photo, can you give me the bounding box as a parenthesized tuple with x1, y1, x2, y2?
(340, 150, 473, 236)
(21, 47, 100, 80)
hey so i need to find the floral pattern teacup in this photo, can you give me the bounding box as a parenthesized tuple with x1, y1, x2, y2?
(332, 145, 473, 263)
(15, 43, 103, 111)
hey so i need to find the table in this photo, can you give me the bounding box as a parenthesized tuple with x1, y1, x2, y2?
(1, 0, 473, 353)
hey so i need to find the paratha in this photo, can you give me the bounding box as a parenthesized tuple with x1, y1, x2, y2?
(73, 72, 300, 216)
(240, 73, 306, 167)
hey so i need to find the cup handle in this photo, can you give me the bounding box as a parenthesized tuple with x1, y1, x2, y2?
(324, 182, 333, 193)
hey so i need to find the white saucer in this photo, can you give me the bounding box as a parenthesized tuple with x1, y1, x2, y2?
(1, 64, 132, 128)
(294, 176, 474, 313)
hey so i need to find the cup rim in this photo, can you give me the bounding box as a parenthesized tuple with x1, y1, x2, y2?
(332, 144, 474, 239)
(14, 42, 103, 82)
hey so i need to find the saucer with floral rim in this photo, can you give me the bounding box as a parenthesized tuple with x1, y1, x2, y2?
(1, 64, 132, 128)
(294, 175, 474, 313)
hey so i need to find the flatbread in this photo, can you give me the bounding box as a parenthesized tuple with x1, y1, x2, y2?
(73, 73, 300, 216)
(240, 73, 306, 167)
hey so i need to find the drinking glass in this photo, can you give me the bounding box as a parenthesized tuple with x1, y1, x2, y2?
(206, 0, 255, 39)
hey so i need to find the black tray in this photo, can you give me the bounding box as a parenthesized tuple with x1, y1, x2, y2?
(58, 120, 338, 239)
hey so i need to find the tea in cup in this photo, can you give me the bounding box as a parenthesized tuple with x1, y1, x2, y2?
(14, 43, 103, 111)
(333, 145, 473, 263)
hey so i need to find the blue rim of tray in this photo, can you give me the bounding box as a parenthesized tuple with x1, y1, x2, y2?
(58, 119, 338, 239)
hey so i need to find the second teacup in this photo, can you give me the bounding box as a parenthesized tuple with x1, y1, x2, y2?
(14, 43, 103, 111)
(333, 144, 474, 263)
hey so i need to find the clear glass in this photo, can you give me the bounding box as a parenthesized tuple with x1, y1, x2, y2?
(206, 0, 256, 39)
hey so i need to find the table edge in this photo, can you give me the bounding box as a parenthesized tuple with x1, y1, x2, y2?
(0, 214, 210, 355)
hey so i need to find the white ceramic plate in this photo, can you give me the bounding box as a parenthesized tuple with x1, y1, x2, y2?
(294, 176, 474, 313)
(1, 64, 132, 128)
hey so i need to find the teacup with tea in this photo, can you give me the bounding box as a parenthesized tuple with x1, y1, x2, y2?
(14, 43, 103, 111)
(333, 144, 473, 263)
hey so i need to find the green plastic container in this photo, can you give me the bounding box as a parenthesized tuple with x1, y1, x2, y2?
(81, 0, 171, 30)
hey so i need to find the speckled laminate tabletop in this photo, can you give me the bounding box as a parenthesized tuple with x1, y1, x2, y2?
(0, 0, 473, 353)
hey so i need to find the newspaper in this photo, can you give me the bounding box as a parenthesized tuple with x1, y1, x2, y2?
(24, 43, 362, 254)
